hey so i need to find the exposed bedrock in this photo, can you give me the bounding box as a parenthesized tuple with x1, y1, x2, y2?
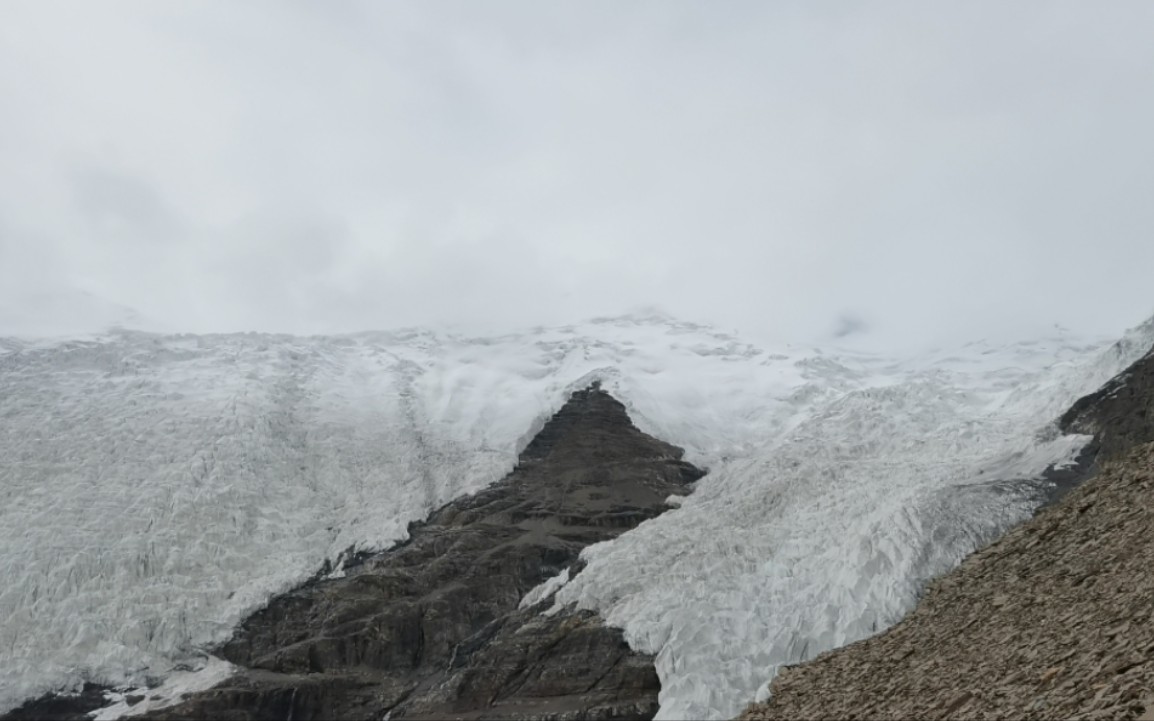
(0, 683, 113, 721)
(122, 383, 705, 720)
(1060, 344, 1154, 464)
(1034, 343, 1154, 508)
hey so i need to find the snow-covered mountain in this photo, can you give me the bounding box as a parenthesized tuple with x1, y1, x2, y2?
(1, 312, 1152, 718)
(0, 290, 160, 339)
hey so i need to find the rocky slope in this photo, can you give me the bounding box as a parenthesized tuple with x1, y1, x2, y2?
(3, 383, 704, 721)
(741, 346, 1154, 721)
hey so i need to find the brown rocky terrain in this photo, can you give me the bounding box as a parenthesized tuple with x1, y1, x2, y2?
(4, 383, 704, 721)
(742, 346, 1154, 721)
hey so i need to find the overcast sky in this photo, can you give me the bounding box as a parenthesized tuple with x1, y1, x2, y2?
(2, 1, 1154, 347)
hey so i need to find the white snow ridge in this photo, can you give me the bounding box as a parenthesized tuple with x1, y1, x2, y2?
(1, 313, 1152, 718)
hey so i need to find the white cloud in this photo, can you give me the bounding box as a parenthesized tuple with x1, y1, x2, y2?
(2, 0, 1153, 347)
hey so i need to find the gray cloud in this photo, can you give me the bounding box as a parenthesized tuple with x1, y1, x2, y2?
(1, 1, 1153, 347)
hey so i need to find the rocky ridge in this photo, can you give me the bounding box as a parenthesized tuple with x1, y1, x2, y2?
(741, 345, 1154, 720)
(4, 384, 704, 721)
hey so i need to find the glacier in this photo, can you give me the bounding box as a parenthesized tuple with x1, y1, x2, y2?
(1, 312, 1152, 718)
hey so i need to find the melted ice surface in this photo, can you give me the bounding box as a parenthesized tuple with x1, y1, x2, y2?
(0, 313, 1151, 716)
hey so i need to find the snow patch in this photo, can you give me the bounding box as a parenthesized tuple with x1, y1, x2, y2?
(518, 568, 572, 610)
(90, 655, 233, 720)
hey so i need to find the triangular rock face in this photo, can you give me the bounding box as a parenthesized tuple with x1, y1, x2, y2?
(119, 385, 704, 721)
(519, 382, 674, 465)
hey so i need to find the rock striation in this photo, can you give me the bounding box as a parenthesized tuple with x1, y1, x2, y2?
(119, 383, 704, 720)
(741, 347, 1154, 720)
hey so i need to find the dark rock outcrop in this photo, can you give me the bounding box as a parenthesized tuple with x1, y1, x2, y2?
(1060, 346, 1154, 463)
(123, 384, 703, 720)
(0, 683, 113, 721)
(1023, 344, 1154, 509)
